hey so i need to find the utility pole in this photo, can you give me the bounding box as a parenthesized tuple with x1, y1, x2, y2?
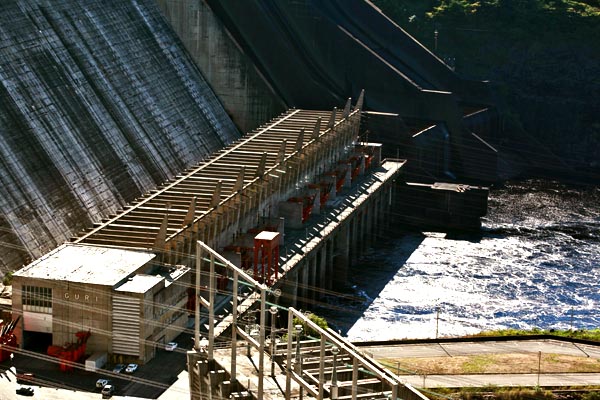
(269, 306, 278, 377)
(537, 351, 542, 387)
(331, 346, 339, 400)
(570, 308, 574, 334)
(295, 325, 304, 400)
(435, 307, 440, 339)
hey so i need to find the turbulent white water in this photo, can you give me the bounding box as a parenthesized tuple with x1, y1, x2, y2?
(319, 181, 600, 341)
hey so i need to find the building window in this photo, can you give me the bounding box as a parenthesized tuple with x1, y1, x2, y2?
(23, 286, 52, 313)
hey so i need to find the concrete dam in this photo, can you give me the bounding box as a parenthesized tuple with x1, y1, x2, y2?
(0, 0, 239, 274)
(158, 0, 499, 182)
(0, 0, 496, 276)
(1, 1, 499, 399)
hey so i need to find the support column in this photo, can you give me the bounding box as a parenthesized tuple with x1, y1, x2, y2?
(375, 193, 384, 240)
(289, 271, 299, 308)
(187, 350, 209, 400)
(308, 255, 317, 304)
(300, 260, 309, 309)
(362, 207, 370, 254)
(333, 225, 349, 290)
(356, 212, 365, 258)
(325, 240, 334, 291)
(343, 162, 352, 189)
(352, 216, 360, 260)
(318, 246, 327, 294)
(366, 202, 374, 249)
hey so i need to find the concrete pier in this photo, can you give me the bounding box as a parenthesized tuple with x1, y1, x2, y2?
(274, 160, 404, 306)
(63, 104, 432, 399)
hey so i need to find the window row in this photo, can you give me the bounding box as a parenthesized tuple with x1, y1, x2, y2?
(22, 285, 52, 313)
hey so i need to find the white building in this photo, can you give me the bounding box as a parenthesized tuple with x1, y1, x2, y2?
(11, 243, 190, 364)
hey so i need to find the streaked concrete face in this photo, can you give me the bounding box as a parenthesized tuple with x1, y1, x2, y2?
(73, 108, 360, 262)
(0, 0, 240, 275)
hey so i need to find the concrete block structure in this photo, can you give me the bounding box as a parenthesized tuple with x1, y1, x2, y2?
(11, 243, 190, 364)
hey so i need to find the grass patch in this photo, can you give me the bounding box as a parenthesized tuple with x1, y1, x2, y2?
(470, 328, 600, 342)
(428, 386, 558, 399)
(380, 353, 600, 375)
(461, 355, 494, 373)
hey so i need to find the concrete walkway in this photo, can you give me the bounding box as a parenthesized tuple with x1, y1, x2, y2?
(3, 339, 600, 399)
(360, 339, 600, 389)
(401, 372, 600, 389)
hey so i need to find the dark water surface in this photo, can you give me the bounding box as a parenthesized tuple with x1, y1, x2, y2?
(318, 181, 600, 341)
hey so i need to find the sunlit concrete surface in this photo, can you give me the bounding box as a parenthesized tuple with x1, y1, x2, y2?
(0, 376, 147, 400)
(401, 372, 600, 389)
(157, 370, 191, 400)
(361, 339, 600, 389)
(361, 339, 600, 359)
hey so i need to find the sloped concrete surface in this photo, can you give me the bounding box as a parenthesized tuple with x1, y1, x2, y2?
(0, 0, 239, 273)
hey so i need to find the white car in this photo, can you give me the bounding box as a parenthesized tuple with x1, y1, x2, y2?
(124, 363, 138, 373)
(165, 342, 178, 351)
(96, 378, 110, 389)
(101, 384, 115, 398)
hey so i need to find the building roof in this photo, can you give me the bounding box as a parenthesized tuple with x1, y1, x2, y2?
(115, 274, 163, 294)
(14, 244, 156, 286)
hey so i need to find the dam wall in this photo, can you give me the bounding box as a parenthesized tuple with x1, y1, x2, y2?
(155, 0, 287, 134)
(0, 0, 239, 274)
(0, 0, 499, 275)
(194, 0, 496, 182)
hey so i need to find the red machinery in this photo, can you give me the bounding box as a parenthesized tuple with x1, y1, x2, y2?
(364, 153, 373, 170)
(349, 155, 364, 182)
(253, 231, 280, 284)
(47, 330, 91, 371)
(335, 164, 348, 192)
(288, 193, 316, 223)
(319, 176, 335, 205)
(0, 316, 19, 362)
(186, 287, 196, 315)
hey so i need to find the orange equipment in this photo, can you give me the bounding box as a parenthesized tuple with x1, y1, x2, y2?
(253, 231, 280, 284)
(47, 330, 91, 372)
(288, 193, 316, 223)
(0, 316, 19, 362)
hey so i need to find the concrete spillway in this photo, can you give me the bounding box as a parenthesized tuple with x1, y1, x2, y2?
(0, 0, 239, 274)
(160, 0, 498, 184)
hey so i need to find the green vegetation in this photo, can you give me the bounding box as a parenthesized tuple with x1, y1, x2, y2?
(427, 0, 600, 19)
(381, 351, 600, 375)
(582, 392, 600, 400)
(293, 312, 329, 338)
(470, 327, 600, 341)
(373, 0, 600, 81)
(280, 312, 329, 342)
(2, 271, 13, 286)
(461, 355, 494, 373)
(428, 386, 560, 399)
(372, 0, 600, 170)
(428, 386, 600, 399)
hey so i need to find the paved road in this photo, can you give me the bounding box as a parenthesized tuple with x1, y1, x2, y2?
(401, 372, 600, 389)
(360, 339, 600, 389)
(360, 339, 600, 359)
(0, 330, 193, 400)
(3, 338, 600, 398)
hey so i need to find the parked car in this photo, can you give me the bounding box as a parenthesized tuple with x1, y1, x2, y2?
(165, 341, 178, 351)
(112, 363, 125, 373)
(101, 384, 115, 399)
(16, 386, 34, 396)
(96, 378, 111, 389)
(125, 363, 138, 373)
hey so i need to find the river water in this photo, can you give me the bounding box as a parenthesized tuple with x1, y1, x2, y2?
(317, 180, 600, 341)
